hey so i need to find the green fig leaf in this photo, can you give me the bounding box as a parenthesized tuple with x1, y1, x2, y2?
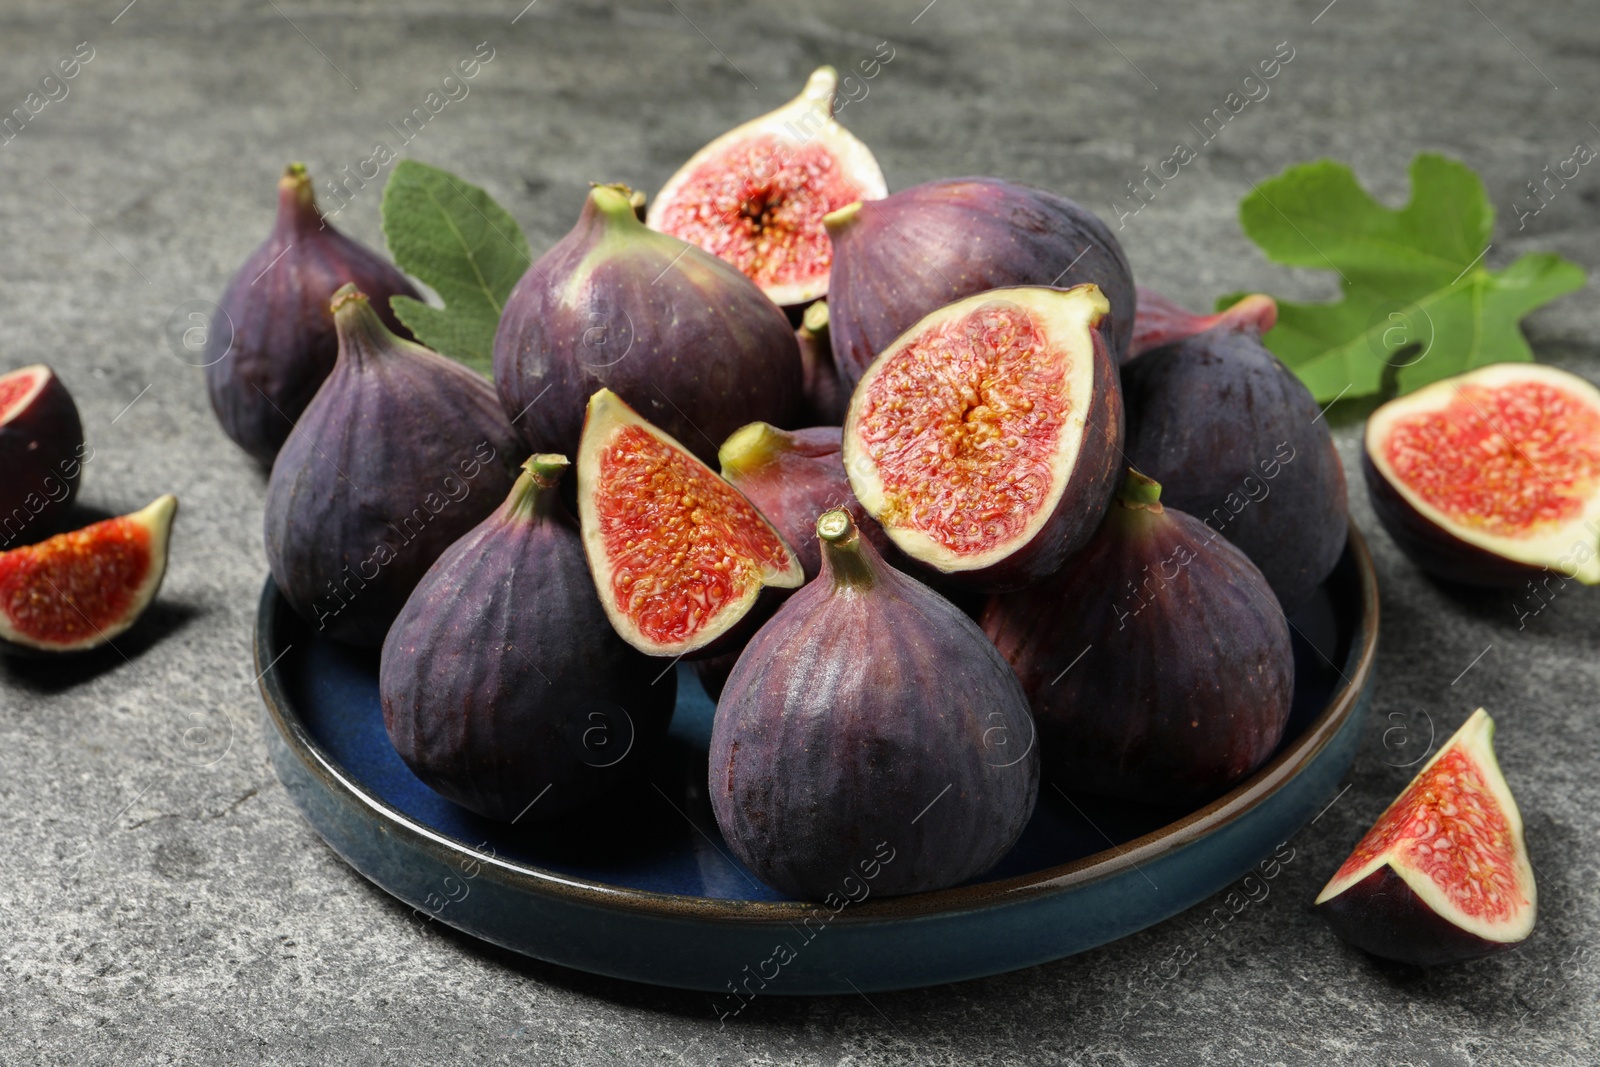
(381, 159, 531, 376)
(1226, 153, 1586, 402)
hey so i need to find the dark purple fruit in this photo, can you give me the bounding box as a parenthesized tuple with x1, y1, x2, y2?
(824, 177, 1136, 385)
(981, 470, 1293, 806)
(206, 163, 422, 466)
(795, 300, 848, 426)
(0, 364, 84, 547)
(380, 456, 675, 821)
(1121, 311, 1348, 612)
(265, 285, 522, 648)
(1128, 287, 1277, 360)
(710, 509, 1038, 899)
(494, 183, 802, 468)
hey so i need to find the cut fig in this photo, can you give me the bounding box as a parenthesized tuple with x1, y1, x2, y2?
(1316, 709, 1537, 966)
(1363, 363, 1600, 587)
(1128, 287, 1277, 360)
(0, 495, 177, 654)
(0, 364, 85, 546)
(842, 284, 1124, 591)
(577, 389, 803, 657)
(647, 67, 887, 307)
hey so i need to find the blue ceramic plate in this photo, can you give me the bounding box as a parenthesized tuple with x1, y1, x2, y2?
(256, 521, 1378, 994)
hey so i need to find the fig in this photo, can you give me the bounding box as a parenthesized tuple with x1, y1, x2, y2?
(380, 456, 674, 822)
(646, 67, 887, 308)
(0, 364, 85, 547)
(577, 388, 803, 657)
(1122, 304, 1348, 612)
(980, 469, 1293, 805)
(205, 163, 422, 466)
(710, 509, 1038, 899)
(0, 495, 176, 654)
(1362, 363, 1600, 587)
(842, 285, 1124, 591)
(265, 285, 522, 648)
(1316, 709, 1536, 966)
(824, 177, 1136, 385)
(494, 183, 802, 468)
(795, 300, 848, 426)
(1128, 287, 1277, 360)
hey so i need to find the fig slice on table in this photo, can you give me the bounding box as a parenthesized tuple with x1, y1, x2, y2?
(577, 389, 803, 657)
(842, 284, 1124, 591)
(646, 66, 887, 308)
(0, 363, 85, 544)
(1363, 363, 1600, 587)
(1316, 709, 1537, 966)
(0, 495, 177, 654)
(1127, 287, 1278, 360)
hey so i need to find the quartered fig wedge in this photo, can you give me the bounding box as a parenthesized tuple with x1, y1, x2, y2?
(647, 67, 887, 307)
(1128, 287, 1278, 360)
(0, 495, 176, 654)
(577, 389, 803, 657)
(0, 363, 85, 544)
(1316, 709, 1537, 966)
(1363, 363, 1600, 587)
(843, 284, 1124, 591)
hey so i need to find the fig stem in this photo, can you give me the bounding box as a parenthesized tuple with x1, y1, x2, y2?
(817, 508, 876, 590)
(1117, 468, 1164, 512)
(718, 422, 788, 479)
(279, 162, 321, 227)
(822, 201, 863, 233)
(800, 299, 829, 339)
(507, 454, 569, 519)
(589, 183, 646, 227)
(330, 284, 405, 365)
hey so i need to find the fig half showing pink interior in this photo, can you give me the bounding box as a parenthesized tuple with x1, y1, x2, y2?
(1363, 363, 1600, 587)
(842, 285, 1124, 591)
(646, 66, 887, 308)
(577, 389, 804, 657)
(1316, 709, 1536, 966)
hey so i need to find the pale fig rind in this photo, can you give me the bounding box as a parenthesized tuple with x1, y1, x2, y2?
(0, 364, 85, 545)
(1128, 288, 1277, 360)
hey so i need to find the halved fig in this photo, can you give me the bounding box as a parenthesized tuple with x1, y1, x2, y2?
(1128, 287, 1278, 360)
(1363, 363, 1600, 587)
(577, 389, 803, 657)
(842, 285, 1124, 591)
(646, 67, 887, 307)
(1316, 709, 1536, 966)
(0, 364, 86, 545)
(0, 496, 177, 654)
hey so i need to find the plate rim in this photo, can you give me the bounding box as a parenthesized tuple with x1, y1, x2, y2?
(256, 519, 1379, 926)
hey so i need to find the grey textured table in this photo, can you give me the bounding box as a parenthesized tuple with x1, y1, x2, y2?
(1, 1, 1595, 1063)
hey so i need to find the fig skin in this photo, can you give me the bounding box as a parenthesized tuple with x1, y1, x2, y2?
(710, 509, 1039, 900)
(206, 163, 421, 467)
(1128, 287, 1277, 360)
(824, 177, 1136, 386)
(0, 364, 85, 546)
(1122, 319, 1348, 613)
(981, 470, 1293, 806)
(795, 301, 848, 426)
(380, 456, 675, 822)
(1318, 865, 1524, 967)
(494, 184, 802, 468)
(265, 285, 522, 649)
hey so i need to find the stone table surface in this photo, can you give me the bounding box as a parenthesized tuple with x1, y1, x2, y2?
(1, 1, 1596, 1063)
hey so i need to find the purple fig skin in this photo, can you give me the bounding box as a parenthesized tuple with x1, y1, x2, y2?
(795, 301, 849, 425)
(981, 471, 1293, 806)
(1128, 287, 1277, 360)
(0, 365, 84, 548)
(264, 285, 522, 648)
(205, 164, 422, 467)
(1121, 322, 1348, 613)
(824, 178, 1136, 386)
(494, 184, 802, 468)
(710, 510, 1039, 900)
(1316, 863, 1525, 967)
(380, 456, 675, 822)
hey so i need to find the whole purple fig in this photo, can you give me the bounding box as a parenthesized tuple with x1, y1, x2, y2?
(981, 470, 1293, 806)
(493, 183, 802, 467)
(710, 509, 1038, 900)
(380, 455, 675, 821)
(795, 300, 848, 426)
(265, 285, 522, 648)
(824, 177, 1136, 386)
(0, 364, 84, 546)
(206, 163, 422, 466)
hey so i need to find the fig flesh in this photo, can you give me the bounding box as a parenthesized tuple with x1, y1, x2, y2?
(577, 388, 803, 658)
(265, 285, 522, 648)
(647, 67, 887, 308)
(380, 456, 675, 822)
(1362, 363, 1600, 587)
(495, 183, 802, 468)
(0, 495, 176, 654)
(1316, 709, 1536, 966)
(1122, 306, 1348, 612)
(710, 509, 1038, 899)
(795, 300, 848, 426)
(1128, 287, 1277, 360)
(824, 177, 1137, 384)
(980, 470, 1293, 805)
(206, 164, 422, 466)
(843, 284, 1124, 591)
(0, 364, 85, 547)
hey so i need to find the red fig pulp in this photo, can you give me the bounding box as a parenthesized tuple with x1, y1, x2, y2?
(0, 364, 85, 547)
